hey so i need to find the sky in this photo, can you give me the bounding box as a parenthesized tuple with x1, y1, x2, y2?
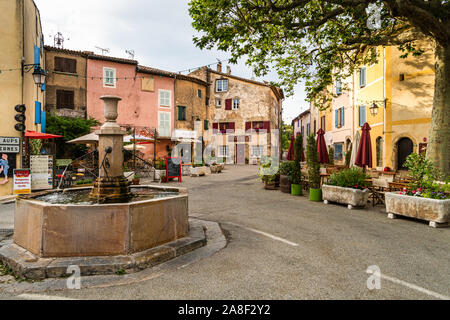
(34, 0, 310, 123)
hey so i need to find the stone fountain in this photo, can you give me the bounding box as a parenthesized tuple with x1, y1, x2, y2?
(0, 96, 206, 280)
(89, 96, 132, 203)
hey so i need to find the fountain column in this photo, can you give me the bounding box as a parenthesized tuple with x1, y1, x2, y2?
(89, 95, 132, 202)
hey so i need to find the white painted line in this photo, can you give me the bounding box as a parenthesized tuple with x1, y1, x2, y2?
(17, 293, 76, 300)
(381, 274, 450, 300)
(226, 222, 299, 247)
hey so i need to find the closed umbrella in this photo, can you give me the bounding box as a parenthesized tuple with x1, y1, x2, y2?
(67, 132, 99, 144)
(355, 123, 373, 169)
(316, 129, 329, 164)
(350, 131, 361, 167)
(287, 136, 294, 161)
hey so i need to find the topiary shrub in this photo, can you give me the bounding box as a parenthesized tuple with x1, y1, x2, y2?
(290, 134, 303, 185)
(328, 146, 335, 165)
(306, 135, 321, 189)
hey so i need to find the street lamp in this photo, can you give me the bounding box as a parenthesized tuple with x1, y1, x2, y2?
(370, 102, 379, 116)
(32, 67, 46, 87)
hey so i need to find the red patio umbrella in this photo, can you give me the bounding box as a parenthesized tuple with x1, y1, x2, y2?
(355, 123, 373, 169)
(25, 131, 62, 140)
(316, 129, 329, 164)
(287, 136, 294, 161)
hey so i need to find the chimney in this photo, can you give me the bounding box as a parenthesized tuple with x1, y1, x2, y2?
(226, 66, 231, 75)
(217, 62, 222, 73)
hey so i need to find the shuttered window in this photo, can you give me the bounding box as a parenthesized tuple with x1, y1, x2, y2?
(103, 67, 116, 87)
(204, 120, 209, 131)
(56, 90, 74, 109)
(158, 112, 171, 137)
(359, 105, 366, 127)
(54, 57, 77, 73)
(359, 67, 367, 88)
(159, 90, 171, 107)
(177, 106, 186, 121)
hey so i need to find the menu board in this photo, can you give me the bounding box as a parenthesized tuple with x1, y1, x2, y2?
(166, 157, 182, 182)
(13, 169, 31, 195)
(30, 155, 54, 190)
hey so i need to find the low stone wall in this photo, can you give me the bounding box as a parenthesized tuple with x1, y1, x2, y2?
(385, 193, 450, 224)
(322, 185, 370, 208)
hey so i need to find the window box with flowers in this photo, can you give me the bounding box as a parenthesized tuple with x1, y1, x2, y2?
(385, 154, 449, 227)
(323, 168, 371, 209)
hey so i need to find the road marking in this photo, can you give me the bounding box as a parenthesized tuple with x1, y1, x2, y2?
(381, 274, 450, 300)
(17, 294, 76, 300)
(226, 222, 299, 247)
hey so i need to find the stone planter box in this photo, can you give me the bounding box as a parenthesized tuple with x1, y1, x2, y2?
(190, 166, 207, 177)
(323, 184, 370, 209)
(182, 165, 192, 176)
(154, 169, 166, 181)
(385, 193, 450, 228)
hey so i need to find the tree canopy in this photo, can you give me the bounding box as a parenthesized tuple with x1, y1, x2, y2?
(189, 0, 450, 176)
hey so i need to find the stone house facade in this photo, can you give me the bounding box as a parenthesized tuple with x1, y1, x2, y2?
(44, 46, 90, 118)
(292, 109, 311, 148)
(189, 64, 284, 164)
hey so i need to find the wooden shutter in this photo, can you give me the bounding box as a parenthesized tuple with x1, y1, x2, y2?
(213, 123, 218, 134)
(225, 99, 232, 110)
(263, 121, 271, 133)
(228, 122, 235, 133)
(245, 122, 251, 132)
(335, 110, 339, 128)
(204, 120, 209, 131)
(54, 57, 63, 72)
(341, 107, 345, 127)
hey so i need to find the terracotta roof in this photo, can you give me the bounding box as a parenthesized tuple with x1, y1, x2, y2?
(44, 46, 92, 57)
(197, 67, 284, 100)
(137, 65, 208, 86)
(87, 53, 138, 65)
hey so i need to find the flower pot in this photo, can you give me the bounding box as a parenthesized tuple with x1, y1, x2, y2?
(322, 184, 370, 209)
(132, 178, 140, 185)
(385, 193, 450, 227)
(291, 184, 302, 196)
(264, 181, 277, 190)
(309, 188, 322, 202)
(210, 165, 219, 174)
(280, 175, 291, 194)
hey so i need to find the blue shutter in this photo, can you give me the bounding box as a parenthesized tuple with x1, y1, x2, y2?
(41, 111, 46, 133)
(41, 81, 46, 92)
(341, 107, 345, 127)
(335, 110, 339, 128)
(35, 101, 41, 124)
(359, 106, 366, 127)
(34, 45, 40, 67)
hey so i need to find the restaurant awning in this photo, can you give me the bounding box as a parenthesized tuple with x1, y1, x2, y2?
(25, 131, 63, 140)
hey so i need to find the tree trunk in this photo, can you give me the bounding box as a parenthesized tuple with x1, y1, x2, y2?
(427, 43, 450, 178)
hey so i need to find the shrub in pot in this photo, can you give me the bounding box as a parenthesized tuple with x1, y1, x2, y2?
(279, 161, 295, 194)
(132, 173, 141, 185)
(328, 146, 335, 166)
(291, 134, 303, 196)
(258, 157, 280, 190)
(307, 135, 322, 201)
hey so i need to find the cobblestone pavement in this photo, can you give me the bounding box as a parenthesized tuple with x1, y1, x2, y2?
(0, 165, 449, 300)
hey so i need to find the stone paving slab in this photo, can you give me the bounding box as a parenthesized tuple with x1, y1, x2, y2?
(0, 221, 207, 280)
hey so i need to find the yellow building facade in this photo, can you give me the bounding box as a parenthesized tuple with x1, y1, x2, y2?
(354, 44, 434, 170)
(0, 0, 45, 195)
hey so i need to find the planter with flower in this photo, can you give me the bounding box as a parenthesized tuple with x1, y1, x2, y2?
(258, 157, 280, 190)
(279, 161, 295, 194)
(307, 135, 322, 201)
(385, 153, 449, 227)
(323, 168, 370, 209)
(154, 160, 167, 181)
(190, 162, 207, 176)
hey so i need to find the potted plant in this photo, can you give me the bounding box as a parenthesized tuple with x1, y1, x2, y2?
(279, 161, 295, 194)
(154, 160, 166, 181)
(307, 135, 322, 202)
(291, 134, 303, 196)
(385, 153, 449, 227)
(258, 158, 279, 190)
(323, 167, 370, 209)
(132, 173, 141, 185)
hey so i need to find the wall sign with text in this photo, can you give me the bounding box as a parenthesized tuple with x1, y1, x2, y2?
(0, 137, 20, 154)
(13, 169, 31, 195)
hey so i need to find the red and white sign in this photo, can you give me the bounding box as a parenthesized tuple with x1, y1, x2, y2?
(13, 169, 31, 195)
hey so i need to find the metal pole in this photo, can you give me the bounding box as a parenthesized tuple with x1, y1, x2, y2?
(133, 127, 136, 172)
(154, 128, 157, 167)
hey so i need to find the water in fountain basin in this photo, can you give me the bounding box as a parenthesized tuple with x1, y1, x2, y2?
(34, 188, 178, 205)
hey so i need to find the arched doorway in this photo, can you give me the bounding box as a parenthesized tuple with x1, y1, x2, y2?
(397, 138, 413, 170)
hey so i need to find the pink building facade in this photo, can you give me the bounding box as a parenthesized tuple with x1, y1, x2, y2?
(86, 55, 176, 159)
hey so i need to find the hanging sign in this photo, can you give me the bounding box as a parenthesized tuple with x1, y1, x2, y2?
(13, 169, 31, 195)
(30, 155, 54, 190)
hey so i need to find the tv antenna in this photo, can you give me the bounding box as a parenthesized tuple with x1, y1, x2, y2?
(125, 49, 135, 59)
(95, 46, 110, 55)
(50, 32, 69, 49)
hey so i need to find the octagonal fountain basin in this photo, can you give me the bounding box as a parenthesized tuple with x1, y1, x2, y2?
(14, 185, 189, 258)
